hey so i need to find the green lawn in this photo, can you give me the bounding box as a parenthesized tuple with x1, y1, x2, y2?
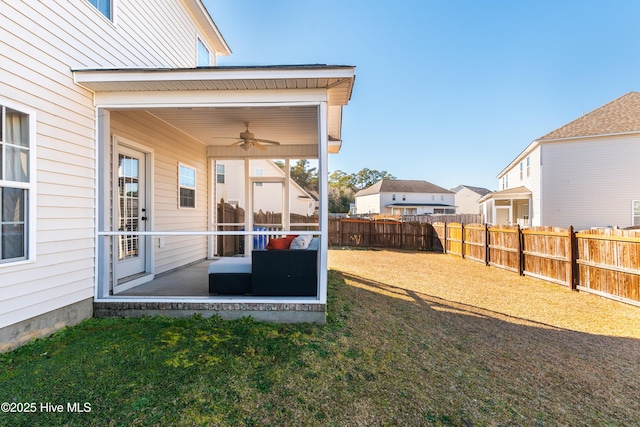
(1, 254, 639, 426)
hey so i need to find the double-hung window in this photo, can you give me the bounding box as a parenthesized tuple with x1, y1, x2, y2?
(216, 163, 225, 184)
(178, 164, 196, 208)
(633, 200, 640, 226)
(1, 105, 33, 263)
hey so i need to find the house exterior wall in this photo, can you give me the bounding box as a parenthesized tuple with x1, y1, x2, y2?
(355, 194, 381, 214)
(540, 135, 640, 230)
(356, 192, 455, 215)
(497, 147, 542, 226)
(216, 159, 316, 217)
(0, 1, 221, 347)
(454, 188, 483, 214)
(110, 111, 209, 276)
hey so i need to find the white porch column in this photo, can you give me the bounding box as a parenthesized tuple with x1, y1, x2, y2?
(244, 157, 252, 256)
(96, 108, 111, 298)
(284, 158, 291, 231)
(317, 101, 329, 304)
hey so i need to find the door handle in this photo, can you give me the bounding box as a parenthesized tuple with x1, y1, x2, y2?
(141, 216, 148, 221)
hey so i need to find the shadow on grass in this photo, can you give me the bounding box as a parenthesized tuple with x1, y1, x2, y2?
(331, 269, 640, 425)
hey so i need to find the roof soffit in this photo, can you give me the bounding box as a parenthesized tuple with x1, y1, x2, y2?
(72, 66, 356, 106)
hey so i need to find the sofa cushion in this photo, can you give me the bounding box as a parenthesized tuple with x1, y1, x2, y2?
(307, 237, 319, 250)
(289, 234, 312, 250)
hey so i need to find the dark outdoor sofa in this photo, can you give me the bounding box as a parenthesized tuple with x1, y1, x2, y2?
(251, 248, 318, 296)
(208, 237, 318, 297)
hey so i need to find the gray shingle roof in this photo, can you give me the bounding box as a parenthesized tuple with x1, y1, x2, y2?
(452, 185, 491, 197)
(538, 91, 640, 141)
(355, 179, 453, 197)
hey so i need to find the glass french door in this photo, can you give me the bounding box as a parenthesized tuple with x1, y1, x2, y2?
(115, 145, 148, 282)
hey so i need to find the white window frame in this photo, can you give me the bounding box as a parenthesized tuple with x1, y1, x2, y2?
(178, 163, 196, 209)
(216, 163, 225, 184)
(197, 38, 211, 67)
(0, 101, 36, 265)
(87, 0, 116, 22)
(632, 200, 640, 226)
(519, 162, 523, 180)
(526, 157, 530, 177)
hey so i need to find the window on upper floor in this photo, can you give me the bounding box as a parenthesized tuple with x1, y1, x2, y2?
(178, 164, 196, 208)
(633, 200, 640, 226)
(392, 194, 396, 201)
(520, 162, 523, 180)
(1, 104, 34, 263)
(526, 157, 530, 177)
(197, 39, 211, 67)
(88, 0, 113, 20)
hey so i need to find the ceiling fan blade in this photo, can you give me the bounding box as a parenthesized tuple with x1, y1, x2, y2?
(253, 141, 268, 151)
(229, 140, 244, 146)
(255, 138, 281, 145)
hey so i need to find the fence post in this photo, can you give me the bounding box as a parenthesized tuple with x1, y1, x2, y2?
(338, 219, 342, 247)
(369, 218, 373, 248)
(443, 222, 448, 254)
(517, 224, 524, 276)
(569, 225, 578, 291)
(484, 224, 490, 266)
(461, 223, 465, 259)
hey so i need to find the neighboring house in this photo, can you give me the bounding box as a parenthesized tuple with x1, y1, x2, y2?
(216, 159, 318, 217)
(479, 92, 640, 230)
(1, 1, 355, 351)
(452, 185, 491, 215)
(355, 180, 455, 215)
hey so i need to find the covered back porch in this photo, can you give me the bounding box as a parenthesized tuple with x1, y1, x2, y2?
(74, 65, 355, 322)
(479, 186, 532, 227)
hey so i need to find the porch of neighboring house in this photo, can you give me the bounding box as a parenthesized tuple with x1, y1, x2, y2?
(480, 186, 532, 227)
(72, 65, 355, 322)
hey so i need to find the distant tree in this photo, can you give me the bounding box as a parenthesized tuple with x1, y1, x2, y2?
(273, 160, 318, 193)
(351, 168, 396, 190)
(290, 159, 318, 192)
(327, 168, 395, 213)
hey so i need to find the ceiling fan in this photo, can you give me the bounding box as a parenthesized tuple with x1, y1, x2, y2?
(216, 122, 281, 151)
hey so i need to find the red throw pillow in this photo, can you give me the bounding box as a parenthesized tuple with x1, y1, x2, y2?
(266, 235, 298, 250)
(266, 238, 288, 250)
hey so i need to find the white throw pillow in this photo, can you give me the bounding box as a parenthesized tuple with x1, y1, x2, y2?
(289, 234, 312, 250)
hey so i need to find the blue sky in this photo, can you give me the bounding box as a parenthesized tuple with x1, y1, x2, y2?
(204, 0, 640, 191)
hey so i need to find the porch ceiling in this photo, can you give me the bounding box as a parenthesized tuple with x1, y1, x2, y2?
(74, 65, 354, 154)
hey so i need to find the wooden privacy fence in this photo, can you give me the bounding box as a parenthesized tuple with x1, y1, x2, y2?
(328, 218, 439, 251)
(431, 222, 640, 307)
(329, 218, 640, 306)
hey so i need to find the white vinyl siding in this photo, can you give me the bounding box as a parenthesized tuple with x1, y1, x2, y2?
(541, 135, 640, 229)
(0, 0, 222, 329)
(111, 111, 208, 275)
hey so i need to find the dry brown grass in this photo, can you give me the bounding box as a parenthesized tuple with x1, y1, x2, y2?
(325, 248, 640, 426)
(329, 248, 640, 339)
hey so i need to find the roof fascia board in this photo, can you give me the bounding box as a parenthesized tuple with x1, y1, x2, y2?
(498, 140, 540, 178)
(73, 66, 356, 84)
(182, 0, 231, 55)
(537, 130, 640, 144)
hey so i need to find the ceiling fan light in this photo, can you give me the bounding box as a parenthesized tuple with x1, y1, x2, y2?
(241, 143, 251, 151)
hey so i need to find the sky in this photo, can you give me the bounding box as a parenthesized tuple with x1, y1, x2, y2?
(203, 0, 640, 191)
